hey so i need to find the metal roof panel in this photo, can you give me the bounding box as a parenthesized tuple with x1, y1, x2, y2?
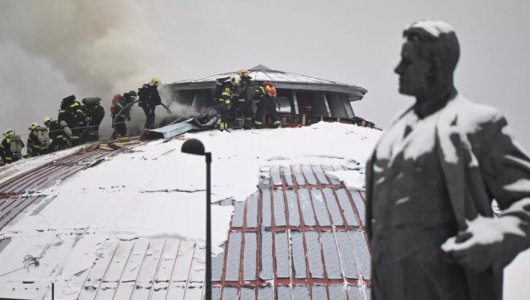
(243, 232, 257, 281)
(273, 189, 287, 227)
(275, 231, 290, 279)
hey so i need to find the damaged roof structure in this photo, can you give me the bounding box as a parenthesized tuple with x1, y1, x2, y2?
(211, 164, 371, 299)
(0, 122, 381, 299)
(166, 65, 375, 128)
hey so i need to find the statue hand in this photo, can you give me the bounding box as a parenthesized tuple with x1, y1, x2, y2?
(441, 215, 526, 272)
(442, 232, 495, 272)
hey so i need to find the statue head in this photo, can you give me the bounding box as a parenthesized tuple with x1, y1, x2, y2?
(394, 20, 460, 98)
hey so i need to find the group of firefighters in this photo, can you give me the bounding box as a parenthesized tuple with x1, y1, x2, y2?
(0, 78, 164, 165)
(1, 70, 281, 165)
(215, 68, 281, 130)
(0, 95, 107, 165)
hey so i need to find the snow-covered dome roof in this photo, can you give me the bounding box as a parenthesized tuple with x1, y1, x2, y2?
(0, 123, 381, 299)
(169, 64, 367, 100)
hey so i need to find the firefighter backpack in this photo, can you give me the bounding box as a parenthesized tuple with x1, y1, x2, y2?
(110, 94, 122, 114)
(35, 126, 50, 145)
(9, 135, 23, 156)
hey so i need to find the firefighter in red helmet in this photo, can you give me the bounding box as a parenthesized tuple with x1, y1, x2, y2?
(253, 81, 281, 128)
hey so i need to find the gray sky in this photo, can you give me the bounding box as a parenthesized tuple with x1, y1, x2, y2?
(1, 0, 529, 149)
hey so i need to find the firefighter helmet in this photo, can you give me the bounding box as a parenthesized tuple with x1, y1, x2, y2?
(3, 129, 14, 137)
(43, 117, 53, 124)
(230, 74, 241, 86)
(150, 77, 161, 86)
(239, 68, 249, 77)
(128, 90, 138, 100)
(263, 81, 277, 96)
(28, 123, 38, 130)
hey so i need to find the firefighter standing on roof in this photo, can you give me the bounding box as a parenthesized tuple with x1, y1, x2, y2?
(232, 69, 254, 129)
(44, 117, 71, 152)
(0, 129, 24, 164)
(216, 75, 240, 131)
(111, 91, 137, 138)
(26, 123, 49, 157)
(81, 97, 105, 142)
(254, 81, 281, 128)
(58, 95, 86, 146)
(138, 78, 162, 129)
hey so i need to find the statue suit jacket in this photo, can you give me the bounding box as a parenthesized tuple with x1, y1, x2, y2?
(365, 95, 530, 300)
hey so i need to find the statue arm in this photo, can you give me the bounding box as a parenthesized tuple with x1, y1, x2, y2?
(442, 116, 530, 271)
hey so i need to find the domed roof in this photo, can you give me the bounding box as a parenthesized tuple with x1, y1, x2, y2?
(169, 64, 367, 100)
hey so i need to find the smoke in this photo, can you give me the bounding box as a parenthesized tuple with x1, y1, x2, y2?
(0, 1, 158, 94)
(158, 85, 203, 119)
(0, 0, 195, 139)
(120, 84, 203, 137)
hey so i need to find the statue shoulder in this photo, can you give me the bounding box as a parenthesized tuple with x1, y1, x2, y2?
(439, 95, 504, 133)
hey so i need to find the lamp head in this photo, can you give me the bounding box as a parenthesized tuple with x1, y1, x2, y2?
(181, 138, 206, 155)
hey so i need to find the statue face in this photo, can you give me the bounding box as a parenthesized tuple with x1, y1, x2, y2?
(394, 41, 431, 97)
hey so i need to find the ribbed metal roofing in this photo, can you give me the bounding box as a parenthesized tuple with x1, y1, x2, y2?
(212, 163, 371, 299)
(0, 145, 209, 300)
(0, 148, 372, 299)
(168, 65, 367, 99)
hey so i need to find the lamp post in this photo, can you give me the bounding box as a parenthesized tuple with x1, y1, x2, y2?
(181, 138, 212, 300)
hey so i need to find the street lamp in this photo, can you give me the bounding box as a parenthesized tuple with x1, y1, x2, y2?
(181, 138, 212, 300)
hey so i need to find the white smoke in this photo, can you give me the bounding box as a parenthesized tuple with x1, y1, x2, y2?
(0, 0, 196, 139)
(0, 1, 159, 94)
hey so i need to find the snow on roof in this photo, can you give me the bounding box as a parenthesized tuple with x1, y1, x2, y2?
(1, 120, 529, 298)
(169, 65, 367, 98)
(0, 122, 380, 299)
(0, 146, 79, 185)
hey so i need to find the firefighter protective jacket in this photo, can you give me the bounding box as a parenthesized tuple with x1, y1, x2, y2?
(58, 99, 87, 130)
(0, 134, 24, 162)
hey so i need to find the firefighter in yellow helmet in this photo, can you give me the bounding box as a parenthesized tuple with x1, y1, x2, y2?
(238, 68, 249, 78)
(27, 122, 49, 157)
(232, 69, 254, 129)
(0, 128, 24, 164)
(44, 117, 71, 152)
(27, 123, 38, 157)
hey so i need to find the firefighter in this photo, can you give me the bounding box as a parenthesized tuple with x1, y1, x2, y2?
(26, 123, 37, 157)
(81, 97, 105, 142)
(0, 129, 24, 164)
(58, 95, 86, 145)
(44, 117, 71, 152)
(26, 122, 49, 157)
(232, 69, 254, 129)
(138, 78, 162, 129)
(216, 75, 240, 131)
(254, 81, 281, 129)
(111, 91, 137, 138)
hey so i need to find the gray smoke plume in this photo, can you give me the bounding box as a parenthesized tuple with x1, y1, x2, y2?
(0, 0, 198, 139)
(0, 1, 156, 93)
